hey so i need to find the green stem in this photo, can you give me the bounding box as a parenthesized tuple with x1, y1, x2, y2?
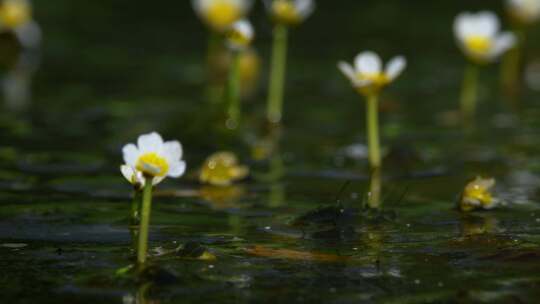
(460, 63, 479, 124)
(137, 179, 153, 266)
(267, 24, 289, 124)
(366, 94, 381, 169)
(368, 167, 382, 209)
(226, 51, 241, 129)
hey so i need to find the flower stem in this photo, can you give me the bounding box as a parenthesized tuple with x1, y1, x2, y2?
(366, 94, 381, 169)
(137, 179, 153, 266)
(368, 167, 382, 209)
(460, 63, 479, 124)
(226, 51, 242, 129)
(267, 24, 288, 124)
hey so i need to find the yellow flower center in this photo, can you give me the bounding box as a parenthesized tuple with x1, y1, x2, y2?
(136, 153, 169, 177)
(355, 72, 390, 96)
(205, 0, 241, 32)
(465, 35, 492, 57)
(0, 0, 31, 29)
(272, 0, 300, 25)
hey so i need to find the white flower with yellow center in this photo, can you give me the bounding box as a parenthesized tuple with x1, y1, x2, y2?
(192, 0, 253, 32)
(506, 0, 540, 25)
(338, 51, 406, 96)
(225, 19, 254, 51)
(121, 132, 186, 186)
(265, 0, 315, 26)
(454, 11, 516, 64)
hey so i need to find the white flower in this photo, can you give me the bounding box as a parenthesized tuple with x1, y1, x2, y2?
(121, 132, 186, 186)
(192, 0, 253, 32)
(265, 0, 315, 25)
(454, 11, 516, 63)
(226, 19, 254, 51)
(337, 51, 406, 96)
(506, 0, 540, 25)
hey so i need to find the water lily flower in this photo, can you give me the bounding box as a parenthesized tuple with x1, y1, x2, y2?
(338, 51, 406, 97)
(121, 132, 186, 266)
(225, 19, 254, 51)
(265, 0, 315, 26)
(122, 132, 186, 184)
(454, 12, 516, 64)
(506, 0, 540, 25)
(192, 0, 253, 33)
(200, 151, 248, 186)
(460, 177, 498, 212)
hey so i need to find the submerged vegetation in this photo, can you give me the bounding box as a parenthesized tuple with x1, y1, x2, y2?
(2, 0, 540, 303)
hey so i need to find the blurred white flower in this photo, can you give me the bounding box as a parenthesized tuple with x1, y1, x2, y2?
(265, 0, 315, 25)
(226, 19, 254, 51)
(454, 11, 516, 63)
(121, 132, 186, 186)
(338, 51, 406, 96)
(192, 0, 253, 32)
(506, 0, 540, 25)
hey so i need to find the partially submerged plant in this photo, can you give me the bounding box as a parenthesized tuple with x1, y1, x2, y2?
(459, 176, 499, 212)
(501, 0, 540, 99)
(264, 0, 315, 124)
(122, 132, 186, 266)
(199, 151, 249, 186)
(224, 19, 254, 129)
(338, 51, 406, 170)
(454, 12, 516, 122)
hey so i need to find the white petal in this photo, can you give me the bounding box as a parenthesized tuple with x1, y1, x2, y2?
(168, 161, 187, 178)
(163, 141, 183, 164)
(295, 0, 315, 19)
(232, 19, 254, 40)
(475, 11, 499, 38)
(490, 32, 516, 58)
(120, 165, 135, 184)
(137, 132, 164, 154)
(122, 144, 139, 167)
(354, 51, 382, 75)
(454, 12, 474, 42)
(337, 61, 356, 82)
(385, 56, 406, 80)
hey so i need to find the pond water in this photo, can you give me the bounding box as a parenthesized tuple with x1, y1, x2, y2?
(1, 1, 540, 303)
